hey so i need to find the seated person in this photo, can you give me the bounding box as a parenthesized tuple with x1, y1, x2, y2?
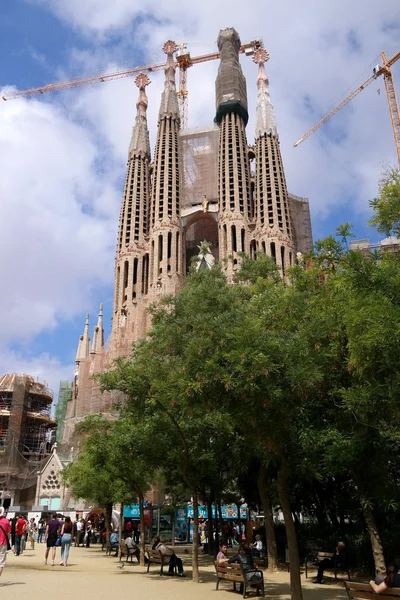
(313, 541, 347, 584)
(228, 542, 263, 591)
(252, 535, 263, 557)
(155, 536, 185, 577)
(370, 562, 400, 593)
(125, 534, 140, 563)
(217, 542, 229, 564)
(110, 530, 119, 556)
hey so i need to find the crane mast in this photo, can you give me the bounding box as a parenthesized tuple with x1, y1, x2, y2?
(293, 49, 400, 165)
(381, 52, 400, 166)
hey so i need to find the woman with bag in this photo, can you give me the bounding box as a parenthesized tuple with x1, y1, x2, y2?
(0, 507, 11, 577)
(60, 517, 74, 567)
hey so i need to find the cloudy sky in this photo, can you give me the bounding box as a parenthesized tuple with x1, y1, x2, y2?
(0, 0, 399, 399)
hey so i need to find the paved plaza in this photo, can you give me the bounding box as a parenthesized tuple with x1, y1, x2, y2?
(0, 544, 349, 600)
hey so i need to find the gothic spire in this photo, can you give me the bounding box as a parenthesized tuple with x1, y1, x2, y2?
(76, 314, 90, 362)
(254, 49, 278, 138)
(91, 304, 104, 354)
(158, 40, 180, 122)
(129, 73, 151, 159)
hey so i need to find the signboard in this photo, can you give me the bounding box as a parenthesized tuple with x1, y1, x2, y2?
(123, 505, 151, 525)
(175, 507, 188, 542)
(186, 504, 247, 519)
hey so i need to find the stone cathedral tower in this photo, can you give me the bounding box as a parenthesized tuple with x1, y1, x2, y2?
(62, 28, 312, 445)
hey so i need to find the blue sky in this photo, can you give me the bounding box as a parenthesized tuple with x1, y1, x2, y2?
(0, 0, 399, 400)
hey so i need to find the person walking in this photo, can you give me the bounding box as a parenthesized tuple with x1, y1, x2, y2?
(38, 519, 46, 543)
(10, 516, 16, 553)
(0, 508, 10, 577)
(44, 513, 60, 566)
(85, 521, 92, 548)
(28, 518, 37, 549)
(75, 519, 83, 547)
(15, 514, 27, 556)
(60, 517, 73, 567)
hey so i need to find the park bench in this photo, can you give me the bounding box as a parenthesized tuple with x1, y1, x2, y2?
(146, 549, 177, 575)
(215, 562, 265, 598)
(345, 581, 400, 600)
(305, 551, 350, 580)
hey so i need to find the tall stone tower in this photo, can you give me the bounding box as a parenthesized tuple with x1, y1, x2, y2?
(149, 40, 185, 296)
(108, 73, 152, 360)
(253, 48, 295, 272)
(62, 29, 313, 447)
(215, 28, 252, 281)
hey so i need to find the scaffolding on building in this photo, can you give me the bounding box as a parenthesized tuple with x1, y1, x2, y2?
(0, 373, 56, 494)
(180, 125, 219, 209)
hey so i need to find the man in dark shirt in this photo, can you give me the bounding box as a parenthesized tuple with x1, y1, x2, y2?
(228, 543, 263, 594)
(314, 542, 347, 584)
(44, 513, 60, 566)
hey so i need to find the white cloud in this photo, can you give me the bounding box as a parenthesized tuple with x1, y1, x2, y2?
(0, 349, 74, 402)
(0, 90, 119, 347)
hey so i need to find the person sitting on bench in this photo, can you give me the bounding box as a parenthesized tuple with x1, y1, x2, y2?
(251, 535, 263, 557)
(313, 541, 347, 584)
(125, 534, 140, 562)
(110, 530, 119, 556)
(228, 541, 263, 593)
(370, 562, 400, 593)
(154, 536, 185, 577)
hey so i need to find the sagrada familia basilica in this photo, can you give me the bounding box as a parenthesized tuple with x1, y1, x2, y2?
(61, 27, 312, 445)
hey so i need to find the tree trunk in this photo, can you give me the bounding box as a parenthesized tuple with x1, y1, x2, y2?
(139, 491, 146, 567)
(207, 496, 214, 555)
(118, 503, 124, 562)
(277, 468, 303, 600)
(214, 506, 220, 549)
(362, 504, 386, 575)
(218, 501, 225, 544)
(257, 464, 279, 572)
(171, 511, 175, 547)
(192, 492, 199, 582)
(353, 470, 386, 576)
(104, 501, 113, 542)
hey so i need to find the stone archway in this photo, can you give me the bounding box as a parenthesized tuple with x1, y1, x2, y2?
(184, 214, 219, 272)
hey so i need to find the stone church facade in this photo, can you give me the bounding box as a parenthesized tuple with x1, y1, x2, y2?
(62, 28, 312, 444)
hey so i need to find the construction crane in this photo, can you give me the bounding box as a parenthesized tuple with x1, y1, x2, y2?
(293, 49, 400, 166)
(2, 39, 263, 130)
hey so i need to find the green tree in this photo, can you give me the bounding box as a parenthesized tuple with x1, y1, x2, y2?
(369, 167, 400, 236)
(62, 415, 115, 532)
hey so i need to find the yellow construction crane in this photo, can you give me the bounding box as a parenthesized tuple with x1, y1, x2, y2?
(2, 39, 263, 130)
(293, 50, 400, 166)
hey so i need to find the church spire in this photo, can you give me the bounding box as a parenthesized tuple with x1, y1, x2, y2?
(129, 73, 151, 159)
(91, 304, 104, 354)
(149, 39, 184, 295)
(76, 314, 90, 362)
(254, 49, 277, 137)
(253, 48, 294, 274)
(158, 40, 180, 122)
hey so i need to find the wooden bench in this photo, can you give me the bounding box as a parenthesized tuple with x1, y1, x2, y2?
(345, 581, 400, 600)
(305, 551, 350, 580)
(146, 549, 177, 576)
(215, 563, 264, 598)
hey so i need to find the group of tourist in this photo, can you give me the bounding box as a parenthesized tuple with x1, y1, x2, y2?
(0, 509, 77, 574)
